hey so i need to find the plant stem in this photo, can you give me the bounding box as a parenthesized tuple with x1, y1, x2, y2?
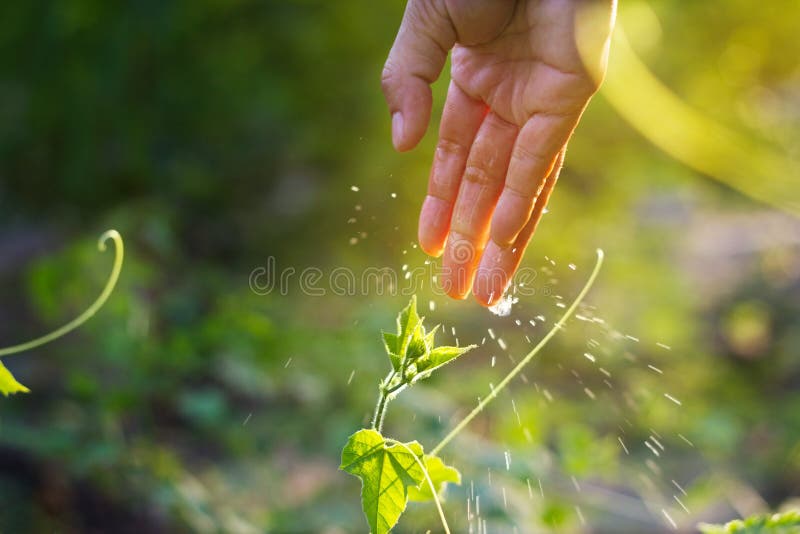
(430, 249, 604, 457)
(371, 370, 396, 431)
(0, 230, 124, 358)
(372, 387, 390, 431)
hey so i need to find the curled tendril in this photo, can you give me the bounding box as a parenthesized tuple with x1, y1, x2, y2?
(430, 248, 604, 457)
(0, 230, 124, 357)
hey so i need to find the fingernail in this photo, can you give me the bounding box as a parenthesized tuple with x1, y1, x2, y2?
(474, 240, 508, 307)
(391, 112, 404, 149)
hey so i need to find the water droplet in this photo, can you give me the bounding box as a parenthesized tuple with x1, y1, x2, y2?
(575, 506, 586, 525)
(645, 440, 661, 457)
(489, 293, 518, 316)
(671, 479, 687, 495)
(674, 495, 690, 514)
(662, 509, 677, 530)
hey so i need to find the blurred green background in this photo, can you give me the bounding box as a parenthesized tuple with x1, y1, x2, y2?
(1, 1, 799, 532)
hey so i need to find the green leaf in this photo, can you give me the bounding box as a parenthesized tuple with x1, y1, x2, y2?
(405, 323, 428, 362)
(698, 511, 800, 534)
(340, 428, 426, 534)
(0, 360, 30, 396)
(424, 324, 439, 351)
(408, 454, 461, 502)
(382, 331, 402, 371)
(396, 296, 422, 362)
(416, 344, 477, 376)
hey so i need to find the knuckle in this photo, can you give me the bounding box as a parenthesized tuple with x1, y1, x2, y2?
(380, 64, 398, 95)
(436, 138, 468, 159)
(511, 144, 549, 168)
(462, 165, 493, 186)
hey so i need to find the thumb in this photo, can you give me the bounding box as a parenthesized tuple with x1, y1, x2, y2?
(382, 0, 456, 152)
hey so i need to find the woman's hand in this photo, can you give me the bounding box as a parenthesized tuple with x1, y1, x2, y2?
(381, 0, 616, 305)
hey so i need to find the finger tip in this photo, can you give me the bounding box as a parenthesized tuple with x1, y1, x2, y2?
(473, 270, 502, 307)
(472, 291, 493, 307)
(447, 287, 470, 300)
(419, 241, 444, 258)
(472, 242, 512, 307)
(438, 268, 473, 301)
(393, 138, 414, 153)
(436, 273, 468, 300)
(419, 197, 451, 256)
(419, 230, 445, 257)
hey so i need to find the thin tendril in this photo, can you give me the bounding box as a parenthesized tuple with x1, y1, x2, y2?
(386, 439, 451, 534)
(0, 230, 124, 357)
(430, 248, 604, 457)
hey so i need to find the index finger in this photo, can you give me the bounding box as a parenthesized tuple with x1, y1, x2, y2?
(418, 81, 487, 257)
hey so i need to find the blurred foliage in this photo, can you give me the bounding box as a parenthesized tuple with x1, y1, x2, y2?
(699, 510, 800, 534)
(0, 0, 799, 532)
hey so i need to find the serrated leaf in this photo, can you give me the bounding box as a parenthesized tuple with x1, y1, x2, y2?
(382, 331, 402, 371)
(424, 324, 439, 351)
(0, 360, 30, 396)
(698, 511, 800, 534)
(397, 296, 422, 361)
(417, 344, 477, 376)
(340, 429, 426, 534)
(408, 454, 461, 502)
(405, 323, 429, 362)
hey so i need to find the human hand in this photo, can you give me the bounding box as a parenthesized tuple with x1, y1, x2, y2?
(382, 0, 616, 305)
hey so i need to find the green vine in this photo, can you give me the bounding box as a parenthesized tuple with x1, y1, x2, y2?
(0, 230, 124, 395)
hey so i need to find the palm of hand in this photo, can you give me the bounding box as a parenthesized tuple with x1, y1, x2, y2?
(383, 0, 614, 305)
(451, 1, 597, 128)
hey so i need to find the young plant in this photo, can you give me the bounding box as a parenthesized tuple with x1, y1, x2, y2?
(341, 250, 604, 533)
(340, 295, 473, 534)
(0, 230, 124, 396)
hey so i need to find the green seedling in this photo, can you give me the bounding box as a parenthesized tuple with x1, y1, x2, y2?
(341, 250, 604, 533)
